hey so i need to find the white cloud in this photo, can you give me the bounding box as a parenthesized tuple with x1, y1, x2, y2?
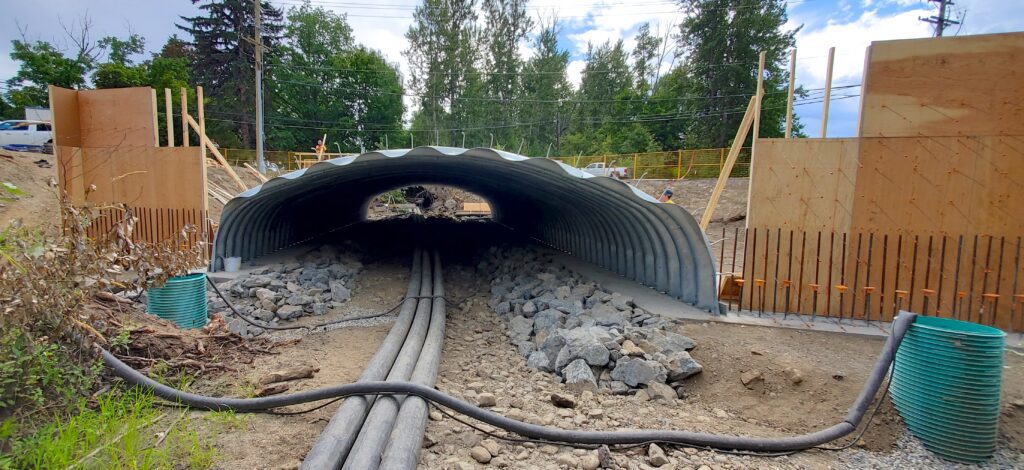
(793, 8, 933, 87)
(567, 59, 585, 88)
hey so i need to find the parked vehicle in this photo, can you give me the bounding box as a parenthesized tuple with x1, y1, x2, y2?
(582, 162, 630, 178)
(0, 120, 53, 153)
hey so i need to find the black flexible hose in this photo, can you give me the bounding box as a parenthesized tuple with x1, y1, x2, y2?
(102, 312, 917, 453)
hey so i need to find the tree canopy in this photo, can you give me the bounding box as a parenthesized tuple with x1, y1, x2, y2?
(2, 0, 806, 156)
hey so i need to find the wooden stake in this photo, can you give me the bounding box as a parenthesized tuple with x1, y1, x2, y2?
(187, 114, 247, 192)
(244, 162, 270, 183)
(753, 51, 766, 144)
(785, 48, 796, 138)
(701, 96, 757, 230)
(151, 88, 159, 146)
(164, 88, 175, 147)
(197, 86, 207, 159)
(820, 47, 835, 138)
(180, 87, 189, 147)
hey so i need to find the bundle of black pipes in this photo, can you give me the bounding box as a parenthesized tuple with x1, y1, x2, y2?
(303, 247, 447, 469)
(101, 296, 919, 466)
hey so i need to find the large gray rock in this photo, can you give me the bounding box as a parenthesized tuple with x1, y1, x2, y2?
(508, 315, 534, 341)
(555, 285, 572, 300)
(554, 327, 612, 370)
(241, 275, 272, 288)
(654, 351, 703, 381)
(538, 332, 567, 371)
(254, 288, 278, 303)
(522, 300, 538, 316)
(609, 292, 634, 311)
(571, 283, 597, 298)
(533, 309, 564, 335)
(251, 308, 275, 322)
(629, 328, 697, 354)
(495, 301, 512, 316)
(527, 351, 552, 371)
(562, 359, 597, 392)
(516, 340, 534, 357)
(329, 280, 351, 302)
(277, 305, 303, 320)
(286, 293, 314, 306)
(590, 303, 629, 328)
(610, 357, 667, 387)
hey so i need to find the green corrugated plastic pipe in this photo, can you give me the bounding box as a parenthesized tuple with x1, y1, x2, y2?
(147, 273, 209, 329)
(891, 315, 1005, 463)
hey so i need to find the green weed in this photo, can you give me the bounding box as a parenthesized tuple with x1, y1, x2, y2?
(4, 388, 216, 470)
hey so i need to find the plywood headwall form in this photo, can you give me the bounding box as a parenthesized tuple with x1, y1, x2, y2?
(49, 86, 208, 251)
(744, 32, 1024, 331)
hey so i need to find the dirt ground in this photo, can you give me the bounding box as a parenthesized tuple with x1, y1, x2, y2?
(0, 150, 60, 233)
(188, 257, 410, 469)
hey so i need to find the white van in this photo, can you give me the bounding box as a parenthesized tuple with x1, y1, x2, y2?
(0, 120, 53, 152)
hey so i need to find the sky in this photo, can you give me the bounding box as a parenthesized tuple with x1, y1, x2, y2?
(1, 0, 1021, 139)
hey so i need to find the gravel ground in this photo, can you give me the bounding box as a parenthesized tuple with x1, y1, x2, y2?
(420, 252, 1024, 470)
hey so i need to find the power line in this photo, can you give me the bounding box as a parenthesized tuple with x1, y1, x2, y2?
(197, 92, 860, 134)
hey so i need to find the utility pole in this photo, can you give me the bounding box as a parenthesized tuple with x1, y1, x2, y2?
(920, 0, 960, 37)
(254, 0, 266, 173)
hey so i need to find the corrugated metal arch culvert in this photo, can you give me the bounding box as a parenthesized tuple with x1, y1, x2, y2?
(212, 147, 720, 312)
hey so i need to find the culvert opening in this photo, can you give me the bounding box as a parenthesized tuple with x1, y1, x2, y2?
(367, 185, 493, 220)
(212, 148, 718, 312)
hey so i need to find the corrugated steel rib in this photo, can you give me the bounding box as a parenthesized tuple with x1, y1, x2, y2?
(212, 147, 719, 311)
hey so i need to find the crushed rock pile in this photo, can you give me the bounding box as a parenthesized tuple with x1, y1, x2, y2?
(478, 246, 703, 399)
(208, 245, 362, 337)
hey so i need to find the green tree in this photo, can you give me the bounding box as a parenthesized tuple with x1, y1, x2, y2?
(178, 0, 284, 148)
(675, 0, 800, 148)
(631, 23, 662, 95)
(520, 23, 571, 156)
(481, 0, 532, 148)
(268, 4, 403, 152)
(405, 0, 481, 145)
(91, 34, 148, 89)
(5, 40, 90, 110)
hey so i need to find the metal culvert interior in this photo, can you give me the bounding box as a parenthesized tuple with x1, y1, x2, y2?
(213, 147, 719, 312)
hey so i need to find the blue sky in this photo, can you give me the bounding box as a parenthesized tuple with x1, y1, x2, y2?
(1, 0, 1021, 140)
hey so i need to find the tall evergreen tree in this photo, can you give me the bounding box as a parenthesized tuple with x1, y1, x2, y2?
(177, 0, 284, 148)
(404, 0, 480, 145)
(520, 23, 571, 156)
(675, 0, 800, 148)
(481, 0, 532, 148)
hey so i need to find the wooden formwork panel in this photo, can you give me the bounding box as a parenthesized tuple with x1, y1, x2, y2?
(859, 32, 1024, 138)
(76, 87, 157, 147)
(850, 136, 1024, 237)
(747, 138, 859, 232)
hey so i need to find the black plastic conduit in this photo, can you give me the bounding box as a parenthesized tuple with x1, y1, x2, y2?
(379, 251, 447, 469)
(102, 312, 918, 454)
(340, 251, 436, 470)
(300, 249, 427, 469)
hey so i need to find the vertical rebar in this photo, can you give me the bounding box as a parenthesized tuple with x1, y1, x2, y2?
(923, 235, 934, 314)
(772, 228, 782, 312)
(852, 232, 863, 320)
(865, 233, 874, 324)
(967, 235, 979, 323)
(878, 234, 887, 322)
(994, 236, 1006, 321)
(952, 235, 964, 320)
(893, 234, 903, 320)
(937, 235, 947, 316)
(797, 231, 807, 314)
(979, 235, 994, 324)
(826, 232, 835, 318)
(838, 232, 847, 322)
(1012, 236, 1021, 334)
(813, 231, 823, 320)
(748, 228, 757, 312)
(909, 235, 919, 315)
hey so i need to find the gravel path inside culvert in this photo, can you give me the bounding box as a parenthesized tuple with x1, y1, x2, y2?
(420, 247, 1024, 470)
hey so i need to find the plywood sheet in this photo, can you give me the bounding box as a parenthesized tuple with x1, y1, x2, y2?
(851, 136, 1024, 237)
(79, 145, 205, 209)
(77, 87, 156, 148)
(747, 138, 859, 231)
(49, 86, 80, 147)
(859, 33, 1024, 138)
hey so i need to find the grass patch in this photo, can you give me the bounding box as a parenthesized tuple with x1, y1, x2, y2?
(1, 388, 216, 470)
